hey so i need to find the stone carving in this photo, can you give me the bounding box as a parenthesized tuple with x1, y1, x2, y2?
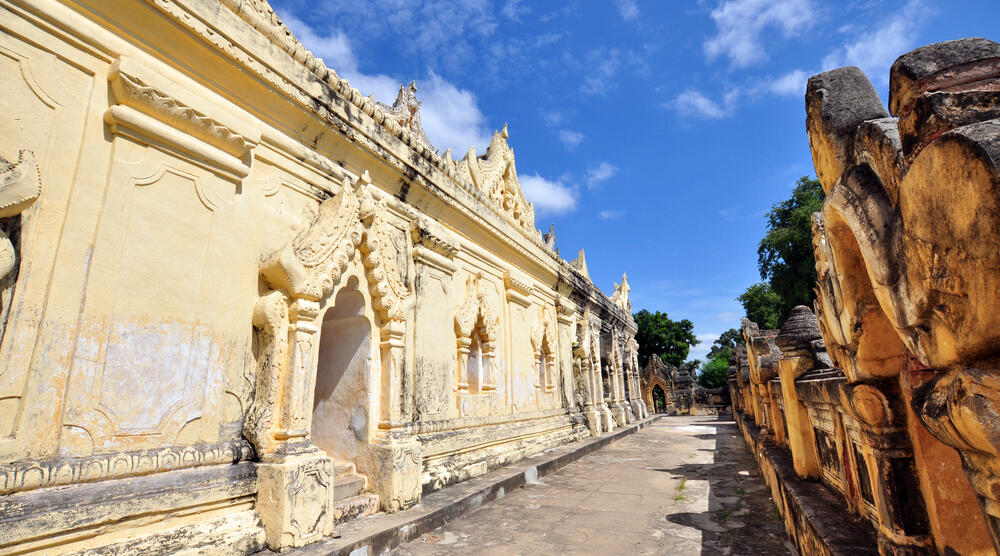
(0, 150, 40, 325)
(377, 82, 434, 151)
(108, 60, 256, 158)
(455, 125, 535, 232)
(105, 57, 259, 179)
(410, 216, 459, 260)
(805, 38, 1000, 550)
(531, 306, 555, 390)
(503, 268, 533, 307)
(0, 439, 252, 495)
(454, 274, 500, 392)
(542, 224, 556, 249)
(0, 1, 644, 552)
(570, 248, 590, 279)
(611, 273, 631, 314)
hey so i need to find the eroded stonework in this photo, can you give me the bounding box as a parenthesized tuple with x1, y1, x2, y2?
(731, 37, 1000, 555)
(0, 1, 640, 553)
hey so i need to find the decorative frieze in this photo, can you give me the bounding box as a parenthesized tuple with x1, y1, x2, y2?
(0, 440, 252, 495)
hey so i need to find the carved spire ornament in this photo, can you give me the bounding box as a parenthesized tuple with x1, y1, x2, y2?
(455, 124, 536, 232)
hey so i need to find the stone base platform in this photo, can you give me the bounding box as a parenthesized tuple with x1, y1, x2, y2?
(281, 416, 662, 556)
(734, 412, 878, 555)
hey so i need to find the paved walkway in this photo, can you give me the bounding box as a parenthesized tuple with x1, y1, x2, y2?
(389, 415, 792, 556)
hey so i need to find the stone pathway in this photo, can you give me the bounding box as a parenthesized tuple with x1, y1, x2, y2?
(389, 415, 792, 556)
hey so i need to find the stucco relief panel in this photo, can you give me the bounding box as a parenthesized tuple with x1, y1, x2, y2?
(0, 32, 94, 458)
(63, 144, 239, 454)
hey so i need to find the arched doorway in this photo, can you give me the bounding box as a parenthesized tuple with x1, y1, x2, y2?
(312, 277, 372, 463)
(652, 385, 666, 413)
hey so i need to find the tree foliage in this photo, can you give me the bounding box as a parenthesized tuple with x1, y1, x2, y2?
(698, 330, 741, 388)
(633, 309, 699, 368)
(738, 282, 783, 329)
(739, 176, 824, 327)
(707, 328, 744, 360)
(697, 356, 729, 389)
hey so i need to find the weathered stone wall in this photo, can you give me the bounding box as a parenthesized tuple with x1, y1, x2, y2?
(0, 0, 644, 552)
(731, 37, 1000, 555)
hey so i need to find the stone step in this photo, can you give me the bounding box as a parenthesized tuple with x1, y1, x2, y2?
(332, 493, 380, 526)
(333, 473, 366, 502)
(333, 462, 355, 477)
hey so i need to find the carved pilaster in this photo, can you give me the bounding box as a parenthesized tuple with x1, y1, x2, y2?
(379, 320, 408, 427)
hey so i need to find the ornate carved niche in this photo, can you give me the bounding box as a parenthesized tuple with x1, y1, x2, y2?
(454, 274, 500, 394)
(531, 306, 556, 391)
(0, 150, 40, 336)
(248, 171, 414, 457)
(454, 125, 535, 233)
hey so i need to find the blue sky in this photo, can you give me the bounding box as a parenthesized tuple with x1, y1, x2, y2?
(271, 0, 999, 361)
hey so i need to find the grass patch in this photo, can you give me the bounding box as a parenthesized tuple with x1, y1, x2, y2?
(676, 478, 687, 492)
(673, 493, 687, 501)
(736, 487, 745, 496)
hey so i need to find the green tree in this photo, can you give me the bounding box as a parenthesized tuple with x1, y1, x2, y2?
(707, 328, 744, 360)
(633, 309, 699, 368)
(757, 176, 825, 320)
(737, 282, 783, 330)
(697, 356, 730, 389)
(737, 176, 824, 327)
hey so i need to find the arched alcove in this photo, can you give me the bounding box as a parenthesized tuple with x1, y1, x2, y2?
(312, 276, 373, 463)
(652, 385, 666, 413)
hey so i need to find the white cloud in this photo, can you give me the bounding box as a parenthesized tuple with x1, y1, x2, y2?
(688, 332, 721, 362)
(418, 72, 492, 154)
(581, 49, 622, 95)
(616, 0, 639, 21)
(302, 0, 497, 70)
(717, 312, 740, 322)
(281, 13, 357, 74)
(668, 88, 738, 119)
(704, 0, 815, 68)
(519, 174, 577, 215)
(543, 110, 565, 127)
(768, 69, 809, 96)
(585, 162, 619, 189)
(599, 209, 625, 220)
(558, 130, 585, 149)
(279, 12, 491, 154)
(820, 0, 928, 86)
(502, 0, 530, 21)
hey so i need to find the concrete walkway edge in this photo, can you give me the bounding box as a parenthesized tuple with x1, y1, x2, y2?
(297, 416, 663, 556)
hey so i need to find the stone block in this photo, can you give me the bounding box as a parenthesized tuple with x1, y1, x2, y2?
(256, 453, 336, 550)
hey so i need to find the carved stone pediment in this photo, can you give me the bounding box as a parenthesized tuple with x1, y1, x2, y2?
(455, 125, 535, 232)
